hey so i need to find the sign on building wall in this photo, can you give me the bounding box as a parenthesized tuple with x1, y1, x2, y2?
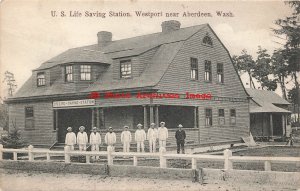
(52, 99, 95, 108)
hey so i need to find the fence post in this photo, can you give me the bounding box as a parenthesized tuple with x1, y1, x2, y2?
(28, 145, 34, 161)
(13, 152, 17, 161)
(159, 147, 167, 168)
(133, 156, 138, 166)
(191, 158, 197, 169)
(0, 144, 3, 160)
(46, 152, 50, 162)
(64, 146, 70, 163)
(224, 149, 233, 170)
(107, 146, 113, 165)
(86, 154, 90, 164)
(264, 161, 271, 171)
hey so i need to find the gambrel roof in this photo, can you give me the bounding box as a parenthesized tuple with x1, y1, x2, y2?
(9, 22, 248, 100)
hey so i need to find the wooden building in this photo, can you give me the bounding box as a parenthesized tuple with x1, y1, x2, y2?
(247, 88, 291, 140)
(6, 20, 250, 149)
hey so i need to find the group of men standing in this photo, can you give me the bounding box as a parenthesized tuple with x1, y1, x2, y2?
(65, 121, 186, 156)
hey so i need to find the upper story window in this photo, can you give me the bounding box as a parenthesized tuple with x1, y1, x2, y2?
(65, 65, 73, 82)
(120, 60, 132, 79)
(80, 65, 91, 81)
(204, 60, 212, 82)
(190, 58, 198, 80)
(202, 35, 213, 46)
(37, 72, 45, 87)
(230, 109, 236, 125)
(218, 109, 225, 125)
(217, 63, 224, 83)
(205, 108, 212, 126)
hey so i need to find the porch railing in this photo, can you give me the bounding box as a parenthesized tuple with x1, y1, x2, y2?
(0, 144, 299, 171)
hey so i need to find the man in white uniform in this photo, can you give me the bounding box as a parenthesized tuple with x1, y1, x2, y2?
(158, 121, 168, 149)
(65, 127, 76, 150)
(121, 126, 132, 153)
(105, 127, 117, 152)
(77, 126, 88, 151)
(135, 123, 146, 152)
(147, 123, 158, 153)
(89, 127, 101, 160)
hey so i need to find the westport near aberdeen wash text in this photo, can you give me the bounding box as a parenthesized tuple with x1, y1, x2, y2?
(51, 10, 234, 18)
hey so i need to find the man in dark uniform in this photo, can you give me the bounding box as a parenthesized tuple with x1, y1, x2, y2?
(175, 124, 186, 154)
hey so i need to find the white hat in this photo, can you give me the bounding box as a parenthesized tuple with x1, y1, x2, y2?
(178, 124, 183, 128)
(92, 127, 97, 130)
(67, 127, 72, 131)
(124, 126, 129, 128)
(79, 126, 85, 131)
(137, 124, 143, 127)
(150, 123, 155, 126)
(160, 121, 165, 125)
(108, 127, 113, 129)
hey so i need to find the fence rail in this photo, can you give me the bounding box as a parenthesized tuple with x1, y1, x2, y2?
(0, 144, 299, 171)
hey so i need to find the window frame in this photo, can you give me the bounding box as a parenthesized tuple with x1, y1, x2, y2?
(80, 65, 92, 81)
(65, 65, 73, 82)
(230, 109, 236, 125)
(37, 72, 46, 87)
(190, 57, 199, 80)
(217, 63, 224, 84)
(218, 108, 225, 126)
(204, 60, 212, 82)
(120, 60, 132, 79)
(202, 35, 213, 46)
(25, 106, 34, 130)
(205, 108, 213, 127)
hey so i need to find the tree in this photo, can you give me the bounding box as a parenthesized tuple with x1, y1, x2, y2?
(252, 46, 277, 91)
(232, 49, 256, 88)
(271, 49, 289, 99)
(3, 71, 17, 97)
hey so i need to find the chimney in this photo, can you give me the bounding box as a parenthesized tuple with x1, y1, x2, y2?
(161, 20, 181, 33)
(97, 31, 112, 47)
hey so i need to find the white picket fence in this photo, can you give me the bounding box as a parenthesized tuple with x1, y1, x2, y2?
(0, 144, 299, 171)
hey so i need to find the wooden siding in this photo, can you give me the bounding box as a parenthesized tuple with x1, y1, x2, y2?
(136, 47, 159, 76)
(8, 101, 56, 145)
(156, 25, 247, 98)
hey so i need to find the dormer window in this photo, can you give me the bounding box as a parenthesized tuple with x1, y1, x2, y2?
(202, 35, 213, 46)
(80, 65, 91, 81)
(37, 72, 45, 86)
(120, 60, 132, 79)
(65, 65, 73, 82)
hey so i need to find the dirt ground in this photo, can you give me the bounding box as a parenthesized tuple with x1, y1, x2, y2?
(0, 169, 297, 191)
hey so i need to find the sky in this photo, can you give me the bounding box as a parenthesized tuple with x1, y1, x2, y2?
(0, 0, 294, 99)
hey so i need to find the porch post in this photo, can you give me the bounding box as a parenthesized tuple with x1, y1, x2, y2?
(194, 106, 198, 129)
(155, 105, 159, 126)
(54, 110, 58, 131)
(150, 105, 154, 125)
(270, 113, 273, 139)
(96, 108, 100, 128)
(92, 108, 95, 127)
(282, 114, 285, 137)
(143, 105, 148, 128)
(100, 108, 105, 128)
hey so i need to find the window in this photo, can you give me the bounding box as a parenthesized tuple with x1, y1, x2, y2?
(190, 58, 198, 80)
(217, 63, 224, 83)
(37, 72, 45, 86)
(25, 106, 34, 129)
(202, 35, 213, 46)
(80, 65, 91, 81)
(205, 60, 212, 82)
(205, 108, 212, 126)
(65, 65, 73, 82)
(218, 109, 225, 125)
(230, 109, 236, 125)
(120, 60, 132, 79)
